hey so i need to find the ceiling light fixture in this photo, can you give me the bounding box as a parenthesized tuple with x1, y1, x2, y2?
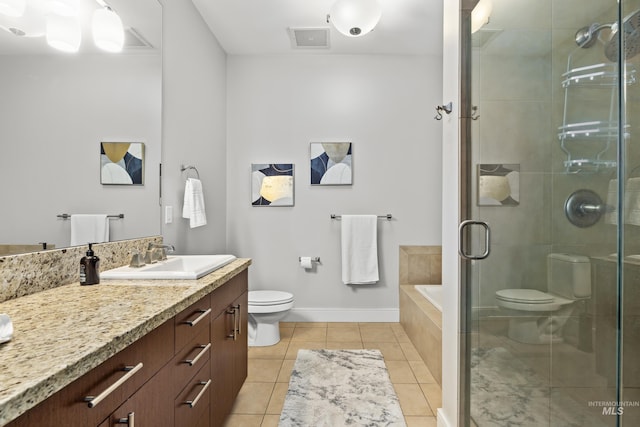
(46, 13, 81, 52)
(92, 5, 124, 52)
(471, 0, 492, 34)
(327, 0, 381, 38)
(0, 0, 26, 18)
(3, 0, 126, 53)
(46, 0, 79, 17)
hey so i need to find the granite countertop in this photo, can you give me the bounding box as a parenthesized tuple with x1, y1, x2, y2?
(0, 258, 251, 426)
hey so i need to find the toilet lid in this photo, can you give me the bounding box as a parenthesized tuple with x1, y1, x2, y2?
(496, 289, 554, 304)
(248, 290, 294, 305)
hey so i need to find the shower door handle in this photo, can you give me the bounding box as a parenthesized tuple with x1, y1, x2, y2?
(458, 220, 491, 260)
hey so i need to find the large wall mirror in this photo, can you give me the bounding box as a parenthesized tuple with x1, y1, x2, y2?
(0, 0, 162, 255)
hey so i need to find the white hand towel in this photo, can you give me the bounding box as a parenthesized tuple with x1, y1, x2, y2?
(182, 178, 207, 228)
(341, 215, 379, 285)
(70, 214, 109, 246)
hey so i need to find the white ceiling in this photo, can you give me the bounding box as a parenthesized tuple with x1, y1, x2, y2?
(191, 0, 443, 56)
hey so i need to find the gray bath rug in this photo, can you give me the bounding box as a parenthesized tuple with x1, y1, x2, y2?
(279, 349, 406, 427)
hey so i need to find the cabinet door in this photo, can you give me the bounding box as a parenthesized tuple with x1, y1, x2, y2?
(210, 307, 236, 427)
(231, 291, 248, 396)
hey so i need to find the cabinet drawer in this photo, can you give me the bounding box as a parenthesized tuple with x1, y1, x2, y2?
(175, 363, 211, 427)
(175, 294, 212, 352)
(211, 269, 248, 315)
(15, 320, 175, 427)
(101, 361, 173, 427)
(171, 327, 211, 397)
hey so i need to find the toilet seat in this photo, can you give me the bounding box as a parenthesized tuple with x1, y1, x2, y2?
(496, 289, 573, 312)
(496, 289, 554, 304)
(248, 290, 294, 306)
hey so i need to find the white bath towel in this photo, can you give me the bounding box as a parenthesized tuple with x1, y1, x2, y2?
(341, 215, 379, 285)
(70, 214, 109, 246)
(182, 178, 207, 228)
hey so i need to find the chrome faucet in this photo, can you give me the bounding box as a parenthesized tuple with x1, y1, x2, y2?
(145, 243, 175, 263)
(129, 250, 146, 268)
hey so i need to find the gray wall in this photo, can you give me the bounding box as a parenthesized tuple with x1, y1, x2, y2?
(161, 0, 228, 255)
(226, 55, 443, 321)
(0, 54, 161, 248)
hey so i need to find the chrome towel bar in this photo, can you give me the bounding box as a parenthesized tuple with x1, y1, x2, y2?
(330, 214, 392, 220)
(57, 214, 124, 219)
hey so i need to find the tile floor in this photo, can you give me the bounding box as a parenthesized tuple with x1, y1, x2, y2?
(223, 322, 441, 427)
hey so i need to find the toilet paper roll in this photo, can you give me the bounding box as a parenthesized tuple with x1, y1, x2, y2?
(300, 257, 313, 269)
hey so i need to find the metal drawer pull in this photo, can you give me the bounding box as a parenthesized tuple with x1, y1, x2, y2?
(183, 308, 212, 327)
(226, 306, 237, 340)
(184, 379, 212, 408)
(183, 343, 211, 366)
(234, 304, 241, 336)
(116, 412, 135, 426)
(84, 363, 144, 408)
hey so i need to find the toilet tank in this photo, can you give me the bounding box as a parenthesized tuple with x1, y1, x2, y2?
(547, 253, 591, 299)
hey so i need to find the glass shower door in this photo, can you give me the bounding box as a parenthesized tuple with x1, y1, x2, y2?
(460, 0, 640, 425)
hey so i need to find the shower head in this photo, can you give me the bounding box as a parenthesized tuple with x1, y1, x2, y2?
(604, 9, 640, 61)
(575, 23, 610, 49)
(576, 9, 640, 61)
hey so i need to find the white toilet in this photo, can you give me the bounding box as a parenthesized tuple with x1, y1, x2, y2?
(247, 290, 294, 347)
(495, 253, 591, 344)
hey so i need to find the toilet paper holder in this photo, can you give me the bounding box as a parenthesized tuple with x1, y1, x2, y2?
(299, 257, 321, 263)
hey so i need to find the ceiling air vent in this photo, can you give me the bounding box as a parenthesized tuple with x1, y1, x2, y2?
(288, 27, 330, 49)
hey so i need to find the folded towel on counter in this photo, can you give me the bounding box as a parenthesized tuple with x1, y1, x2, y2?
(182, 178, 207, 228)
(0, 313, 13, 344)
(70, 214, 109, 246)
(341, 215, 379, 285)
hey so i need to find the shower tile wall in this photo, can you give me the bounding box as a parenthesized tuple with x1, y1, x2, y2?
(473, 20, 554, 308)
(473, 0, 640, 305)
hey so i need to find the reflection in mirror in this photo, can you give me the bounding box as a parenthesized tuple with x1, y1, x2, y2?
(0, 0, 162, 256)
(478, 164, 520, 206)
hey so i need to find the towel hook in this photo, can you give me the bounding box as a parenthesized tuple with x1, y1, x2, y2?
(434, 102, 453, 120)
(180, 164, 200, 179)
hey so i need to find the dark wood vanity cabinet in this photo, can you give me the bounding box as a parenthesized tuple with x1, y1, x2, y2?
(6, 270, 248, 427)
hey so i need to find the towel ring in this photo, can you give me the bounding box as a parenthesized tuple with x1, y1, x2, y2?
(181, 165, 200, 179)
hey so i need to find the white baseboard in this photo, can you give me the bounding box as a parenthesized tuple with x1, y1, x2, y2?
(284, 308, 399, 323)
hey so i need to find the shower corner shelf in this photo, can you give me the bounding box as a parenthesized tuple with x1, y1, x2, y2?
(563, 159, 617, 174)
(558, 60, 635, 174)
(561, 63, 637, 88)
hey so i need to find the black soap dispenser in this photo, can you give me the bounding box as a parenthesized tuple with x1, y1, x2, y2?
(80, 243, 100, 285)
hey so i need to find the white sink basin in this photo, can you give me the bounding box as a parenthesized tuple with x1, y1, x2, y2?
(101, 255, 237, 280)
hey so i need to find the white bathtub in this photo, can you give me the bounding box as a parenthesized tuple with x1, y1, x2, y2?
(414, 285, 443, 312)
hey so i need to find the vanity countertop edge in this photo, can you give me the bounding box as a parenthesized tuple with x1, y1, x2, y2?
(0, 258, 252, 426)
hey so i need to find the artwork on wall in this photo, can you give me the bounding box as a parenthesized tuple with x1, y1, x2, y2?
(477, 163, 520, 206)
(100, 142, 144, 185)
(310, 142, 352, 185)
(251, 163, 295, 206)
